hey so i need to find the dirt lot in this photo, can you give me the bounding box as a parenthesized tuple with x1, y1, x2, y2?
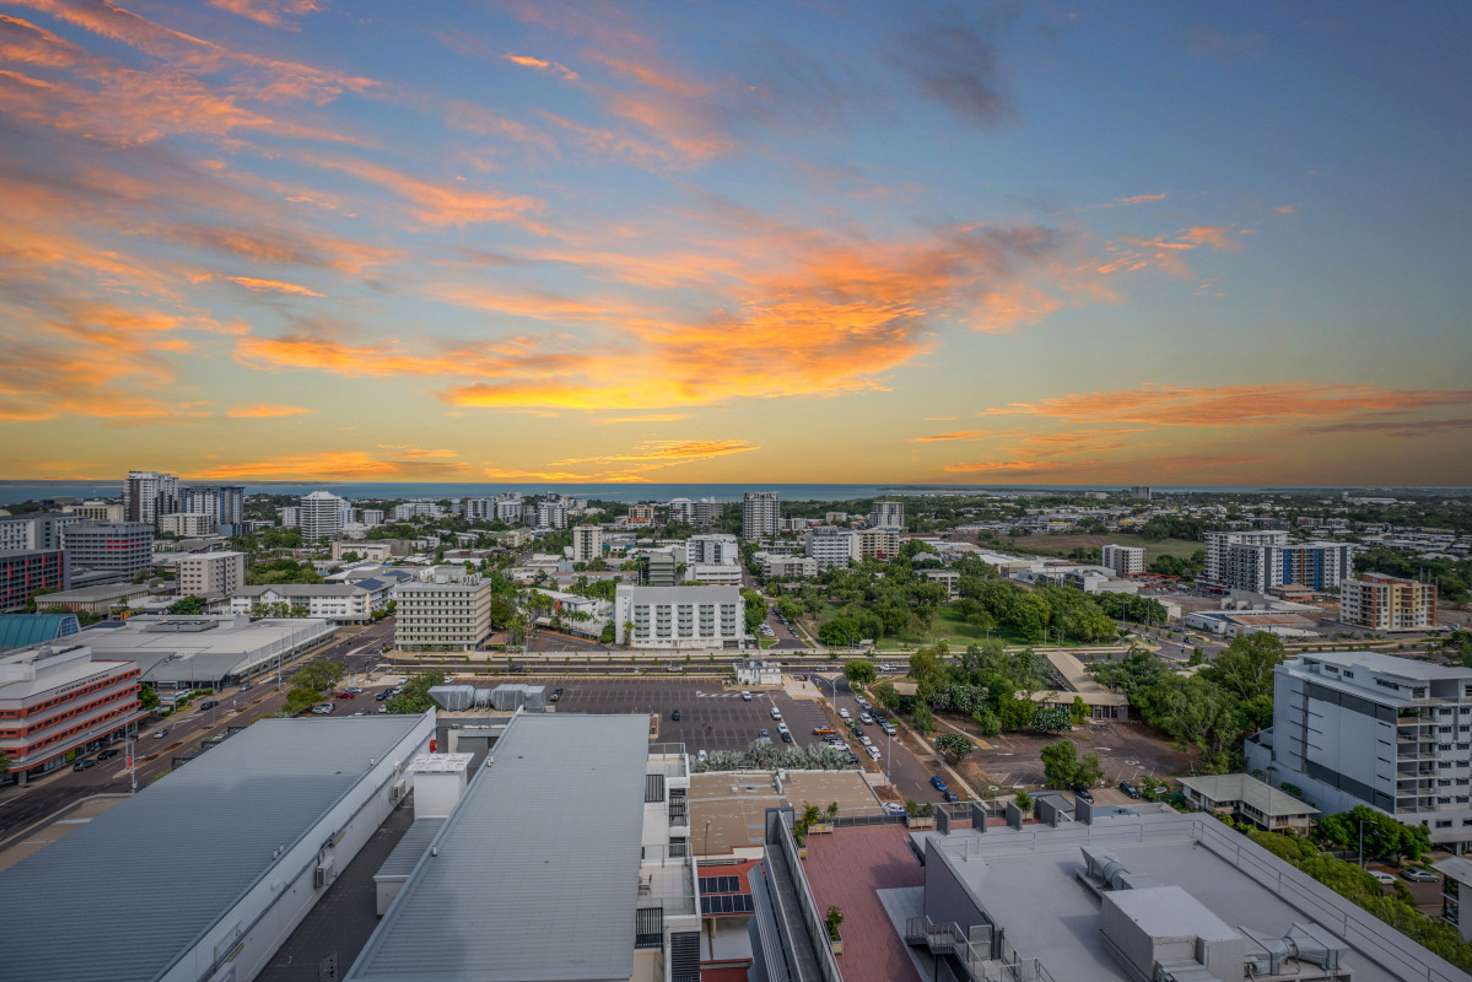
(943, 716, 1198, 795)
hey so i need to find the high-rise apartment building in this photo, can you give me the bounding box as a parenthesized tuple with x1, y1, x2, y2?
(1101, 544, 1146, 577)
(1224, 540, 1357, 593)
(684, 533, 739, 566)
(0, 514, 77, 553)
(537, 499, 568, 530)
(1247, 650, 1472, 849)
(177, 551, 246, 597)
(159, 513, 215, 537)
(856, 526, 900, 562)
(1202, 529, 1289, 587)
(741, 491, 779, 540)
(805, 526, 858, 570)
(278, 506, 299, 529)
(691, 497, 722, 529)
(493, 493, 524, 524)
(62, 522, 153, 578)
(614, 584, 745, 648)
(394, 568, 492, 651)
(572, 525, 603, 564)
(1131, 485, 1152, 500)
(868, 500, 905, 529)
(667, 497, 693, 524)
(1340, 573, 1437, 632)
(298, 491, 346, 542)
(122, 471, 180, 526)
(179, 485, 245, 533)
(65, 501, 124, 523)
(642, 549, 678, 587)
(626, 503, 657, 526)
(459, 497, 494, 521)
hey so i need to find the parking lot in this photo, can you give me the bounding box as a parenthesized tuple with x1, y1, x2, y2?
(551, 680, 831, 753)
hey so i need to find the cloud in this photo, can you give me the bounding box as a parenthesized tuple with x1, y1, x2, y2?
(300, 154, 545, 228)
(222, 274, 323, 297)
(1094, 192, 1167, 208)
(207, 0, 325, 30)
(1096, 225, 1238, 276)
(226, 402, 314, 417)
(983, 383, 1472, 426)
(503, 52, 579, 81)
(1273, 204, 1297, 215)
(191, 447, 469, 479)
(890, 10, 1015, 127)
(426, 283, 631, 321)
(1303, 417, 1472, 437)
(482, 438, 758, 483)
(593, 413, 689, 425)
(162, 223, 400, 275)
(909, 430, 987, 443)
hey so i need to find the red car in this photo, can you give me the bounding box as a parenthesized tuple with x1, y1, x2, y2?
(334, 690, 356, 700)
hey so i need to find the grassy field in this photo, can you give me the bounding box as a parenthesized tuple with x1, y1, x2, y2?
(1003, 532, 1200, 561)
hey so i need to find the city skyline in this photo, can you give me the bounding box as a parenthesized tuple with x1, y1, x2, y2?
(1, 1, 1469, 485)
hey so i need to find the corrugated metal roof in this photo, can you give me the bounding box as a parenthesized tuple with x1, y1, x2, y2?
(0, 613, 80, 650)
(374, 817, 447, 880)
(347, 713, 650, 982)
(0, 714, 427, 982)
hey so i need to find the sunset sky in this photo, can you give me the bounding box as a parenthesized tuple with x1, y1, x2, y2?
(2, 1, 1469, 485)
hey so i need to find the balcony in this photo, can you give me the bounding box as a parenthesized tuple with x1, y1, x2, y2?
(638, 857, 698, 918)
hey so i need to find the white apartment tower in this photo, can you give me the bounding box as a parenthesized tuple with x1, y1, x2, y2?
(1246, 651, 1472, 849)
(805, 526, 859, 571)
(298, 491, 346, 542)
(1224, 540, 1357, 593)
(1101, 544, 1146, 577)
(868, 500, 905, 529)
(537, 499, 568, 530)
(177, 551, 247, 596)
(572, 525, 604, 564)
(614, 584, 746, 649)
(684, 533, 739, 566)
(123, 470, 180, 526)
(1340, 573, 1438, 631)
(741, 491, 780, 541)
(1202, 529, 1289, 587)
(394, 568, 492, 651)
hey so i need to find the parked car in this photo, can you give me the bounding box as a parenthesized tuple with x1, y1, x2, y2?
(97, 748, 120, 761)
(741, 690, 752, 701)
(879, 722, 897, 736)
(238, 682, 253, 692)
(345, 686, 363, 695)
(1119, 781, 1141, 799)
(311, 702, 336, 715)
(838, 707, 851, 719)
(777, 722, 790, 733)
(334, 690, 356, 700)
(867, 745, 882, 760)
(1072, 785, 1095, 803)
(855, 696, 870, 709)
(770, 706, 782, 720)
(780, 730, 794, 743)
(759, 728, 770, 739)
(860, 735, 873, 748)
(550, 687, 564, 703)
(859, 713, 874, 725)
(942, 790, 959, 803)
(671, 708, 681, 721)
(153, 728, 170, 740)
(1402, 868, 1440, 883)
(199, 700, 219, 711)
(930, 775, 949, 792)
(375, 690, 391, 702)
(72, 758, 97, 772)
(1369, 871, 1397, 886)
(882, 801, 907, 816)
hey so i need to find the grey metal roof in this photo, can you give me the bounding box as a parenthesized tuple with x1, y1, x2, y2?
(374, 817, 447, 880)
(1298, 650, 1472, 681)
(615, 584, 742, 602)
(1178, 773, 1319, 817)
(0, 714, 426, 982)
(347, 713, 651, 982)
(234, 583, 368, 597)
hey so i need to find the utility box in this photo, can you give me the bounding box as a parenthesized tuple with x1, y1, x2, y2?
(411, 753, 473, 819)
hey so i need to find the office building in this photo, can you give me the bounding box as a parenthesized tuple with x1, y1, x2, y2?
(346, 714, 700, 982)
(0, 513, 78, 553)
(179, 485, 244, 533)
(395, 567, 491, 651)
(231, 583, 375, 622)
(298, 490, 347, 541)
(0, 642, 144, 786)
(759, 552, 817, 579)
(0, 713, 433, 980)
(77, 614, 334, 689)
(1224, 540, 1357, 593)
(626, 502, 657, 526)
(868, 499, 905, 529)
(1341, 573, 1438, 632)
(122, 470, 179, 526)
(176, 551, 246, 597)
(1246, 650, 1472, 849)
(642, 548, 679, 587)
(0, 549, 70, 611)
(805, 526, 858, 570)
(741, 491, 780, 540)
(573, 524, 604, 564)
(684, 564, 743, 586)
(158, 512, 215, 537)
(536, 498, 568, 529)
(857, 525, 900, 561)
(1202, 529, 1289, 587)
(685, 532, 739, 566)
(614, 584, 745, 648)
(1101, 543, 1147, 577)
(62, 521, 153, 578)
(65, 500, 124, 522)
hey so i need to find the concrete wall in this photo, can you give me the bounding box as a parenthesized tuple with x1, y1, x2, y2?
(922, 839, 988, 939)
(163, 712, 434, 982)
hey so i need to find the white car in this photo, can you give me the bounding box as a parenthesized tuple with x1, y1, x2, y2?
(777, 723, 790, 734)
(866, 745, 882, 760)
(859, 712, 874, 724)
(882, 800, 905, 815)
(1369, 871, 1396, 886)
(838, 708, 851, 719)
(770, 706, 782, 720)
(697, 749, 709, 763)
(860, 735, 873, 748)
(741, 691, 753, 701)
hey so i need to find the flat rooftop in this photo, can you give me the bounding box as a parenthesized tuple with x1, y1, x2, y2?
(75, 616, 334, 683)
(0, 714, 428, 982)
(1296, 650, 1472, 681)
(689, 770, 881, 855)
(914, 813, 1449, 982)
(346, 713, 652, 982)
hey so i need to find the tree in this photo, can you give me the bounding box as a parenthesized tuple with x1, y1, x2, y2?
(935, 732, 972, 764)
(1316, 806, 1431, 864)
(843, 659, 876, 687)
(138, 685, 159, 711)
(599, 623, 615, 644)
(1040, 740, 1103, 789)
(740, 588, 768, 636)
(911, 702, 935, 735)
(1069, 695, 1089, 726)
(1203, 633, 1286, 701)
(1014, 789, 1033, 811)
(0, 749, 12, 775)
(386, 671, 448, 714)
(167, 595, 207, 615)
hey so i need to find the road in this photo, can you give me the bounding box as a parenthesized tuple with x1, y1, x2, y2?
(0, 618, 397, 845)
(809, 672, 940, 805)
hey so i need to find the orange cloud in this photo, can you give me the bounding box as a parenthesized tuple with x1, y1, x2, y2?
(223, 274, 323, 297)
(162, 224, 400, 276)
(226, 403, 314, 418)
(909, 430, 987, 443)
(1096, 225, 1238, 276)
(301, 155, 545, 228)
(207, 0, 324, 30)
(503, 52, 579, 81)
(191, 448, 469, 480)
(427, 283, 630, 321)
(1116, 192, 1167, 206)
(593, 413, 689, 425)
(984, 384, 1472, 427)
(551, 440, 758, 467)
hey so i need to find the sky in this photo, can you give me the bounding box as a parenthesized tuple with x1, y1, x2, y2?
(1, 0, 1469, 486)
